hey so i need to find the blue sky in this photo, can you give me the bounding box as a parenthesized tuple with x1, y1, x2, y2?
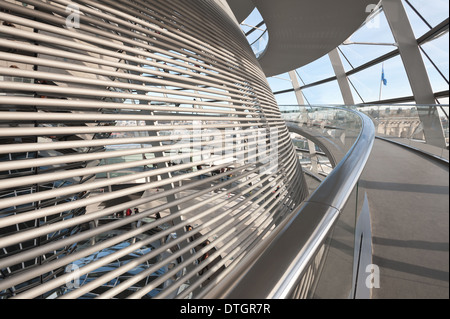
(241, 0, 449, 105)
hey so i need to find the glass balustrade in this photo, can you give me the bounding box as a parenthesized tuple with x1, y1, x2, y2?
(215, 106, 375, 299)
(356, 104, 449, 160)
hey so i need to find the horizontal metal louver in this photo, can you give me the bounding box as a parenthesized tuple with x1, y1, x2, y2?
(0, 0, 308, 299)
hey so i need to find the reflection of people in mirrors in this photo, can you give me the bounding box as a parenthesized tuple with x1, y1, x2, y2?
(185, 225, 195, 242)
(199, 240, 212, 276)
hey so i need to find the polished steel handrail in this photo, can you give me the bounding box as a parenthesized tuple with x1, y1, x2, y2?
(203, 107, 375, 298)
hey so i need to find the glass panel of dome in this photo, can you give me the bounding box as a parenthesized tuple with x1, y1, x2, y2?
(241, 8, 266, 43)
(267, 73, 292, 93)
(337, 48, 355, 73)
(402, 0, 434, 38)
(338, 10, 397, 70)
(349, 82, 365, 104)
(420, 32, 449, 93)
(274, 91, 298, 106)
(243, 7, 264, 27)
(338, 44, 396, 72)
(437, 97, 450, 104)
(246, 24, 267, 44)
(346, 9, 396, 44)
(421, 53, 450, 94)
(404, 0, 449, 32)
(348, 55, 413, 103)
(296, 55, 335, 85)
(302, 80, 344, 105)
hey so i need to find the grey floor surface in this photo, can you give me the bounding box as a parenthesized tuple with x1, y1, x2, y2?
(362, 139, 449, 299)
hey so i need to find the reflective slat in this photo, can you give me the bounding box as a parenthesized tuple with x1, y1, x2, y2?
(0, 0, 308, 299)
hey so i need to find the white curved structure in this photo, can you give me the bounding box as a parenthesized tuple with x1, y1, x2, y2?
(228, 0, 378, 76)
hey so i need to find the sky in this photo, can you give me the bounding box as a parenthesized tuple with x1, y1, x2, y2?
(240, 0, 449, 106)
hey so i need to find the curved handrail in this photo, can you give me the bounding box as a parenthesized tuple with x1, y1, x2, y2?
(203, 107, 375, 298)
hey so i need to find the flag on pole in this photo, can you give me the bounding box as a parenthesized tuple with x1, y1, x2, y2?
(381, 65, 387, 86)
(379, 63, 387, 101)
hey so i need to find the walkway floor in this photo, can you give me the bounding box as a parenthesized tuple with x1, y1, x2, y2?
(361, 138, 449, 299)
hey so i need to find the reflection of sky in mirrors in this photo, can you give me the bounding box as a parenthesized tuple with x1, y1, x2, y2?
(241, 1, 449, 105)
